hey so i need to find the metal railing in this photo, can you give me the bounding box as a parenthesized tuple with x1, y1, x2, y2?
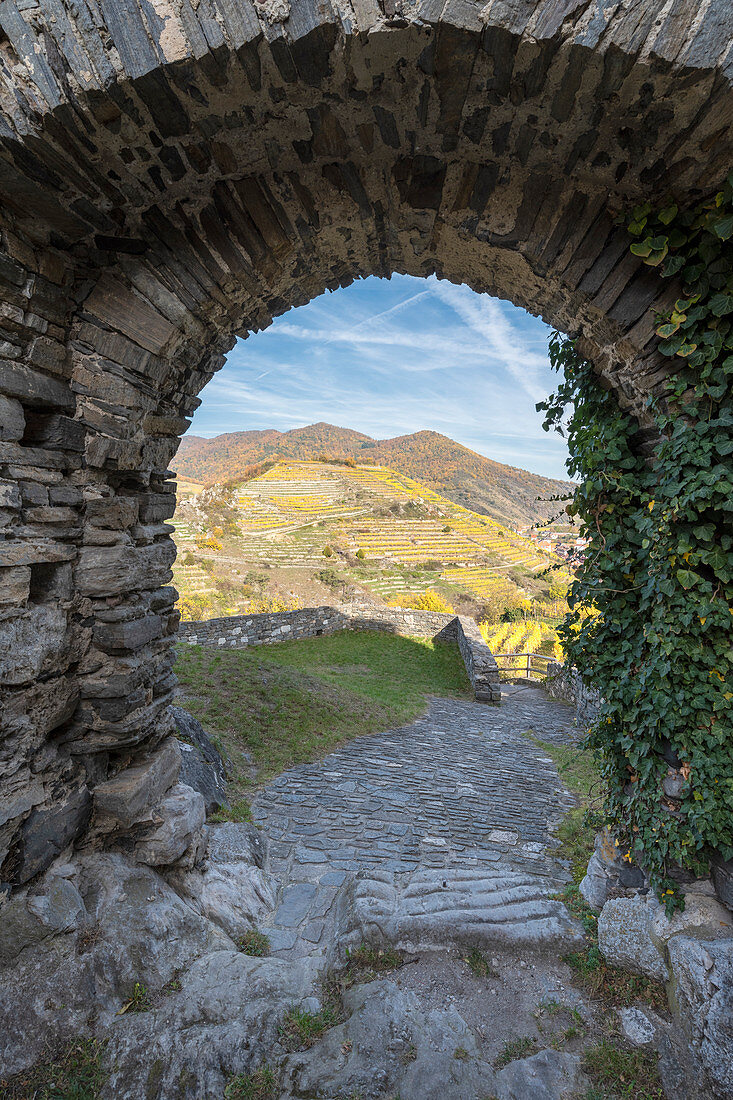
(493, 651, 554, 681)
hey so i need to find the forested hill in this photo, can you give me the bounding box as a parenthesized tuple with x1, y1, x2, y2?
(174, 423, 573, 528)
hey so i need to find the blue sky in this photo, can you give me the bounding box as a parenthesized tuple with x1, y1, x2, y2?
(191, 274, 571, 480)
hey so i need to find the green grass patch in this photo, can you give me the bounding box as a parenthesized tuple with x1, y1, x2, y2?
(582, 1040, 664, 1099)
(209, 799, 253, 824)
(555, 807, 599, 885)
(527, 736, 599, 799)
(344, 943, 403, 978)
(120, 981, 151, 1014)
(175, 633, 471, 795)
(0, 1038, 108, 1099)
(493, 1035, 537, 1068)
(527, 733, 603, 885)
(224, 1064, 276, 1100)
(237, 930, 270, 957)
(463, 948, 498, 978)
(279, 1005, 340, 1051)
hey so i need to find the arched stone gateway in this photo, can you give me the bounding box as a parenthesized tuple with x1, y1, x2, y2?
(0, 0, 732, 886)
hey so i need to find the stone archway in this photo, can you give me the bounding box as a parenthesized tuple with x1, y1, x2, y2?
(1, 0, 732, 886)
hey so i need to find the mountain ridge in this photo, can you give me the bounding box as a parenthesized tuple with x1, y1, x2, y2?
(174, 422, 573, 528)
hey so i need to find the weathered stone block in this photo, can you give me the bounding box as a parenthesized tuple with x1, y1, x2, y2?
(0, 362, 74, 409)
(133, 783, 206, 866)
(1, 605, 69, 685)
(75, 542, 175, 597)
(0, 877, 87, 966)
(23, 414, 85, 452)
(13, 787, 92, 884)
(495, 1049, 587, 1099)
(85, 496, 139, 529)
(173, 706, 228, 815)
(0, 395, 25, 441)
(137, 493, 176, 523)
(668, 936, 733, 1100)
(19, 480, 49, 506)
(0, 478, 21, 510)
(0, 565, 31, 604)
(93, 737, 181, 828)
(93, 613, 164, 653)
(597, 896, 668, 982)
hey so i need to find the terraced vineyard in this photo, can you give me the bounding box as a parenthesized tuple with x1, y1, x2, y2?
(171, 459, 571, 630)
(482, 618, 563, 677)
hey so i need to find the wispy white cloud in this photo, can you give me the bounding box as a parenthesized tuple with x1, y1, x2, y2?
(428, 280, 550, 405)
(190, 274, 570, 479)
(320, 287, 432, 346)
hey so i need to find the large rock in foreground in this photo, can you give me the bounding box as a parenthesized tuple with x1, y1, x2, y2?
(598, 890, 733, 1098)
(172, 706, 228, 816)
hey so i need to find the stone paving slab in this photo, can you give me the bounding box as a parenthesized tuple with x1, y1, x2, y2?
(251, 685, 581, 959)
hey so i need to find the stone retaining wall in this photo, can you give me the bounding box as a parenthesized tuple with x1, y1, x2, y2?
(544, 661, 601, 727)
(179, 605, 501, 704)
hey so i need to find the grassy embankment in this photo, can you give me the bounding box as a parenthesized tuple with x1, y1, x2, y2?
(175, 631, 471, 820)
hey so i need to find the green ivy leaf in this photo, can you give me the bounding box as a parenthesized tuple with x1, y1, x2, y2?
(709, 292, 733, 316)
(630, 239, 653, 258)
(663, 255, 685, 277)
(713, 214, 733, 241)
(645, 244, 669, 267)
(658, 204, 678, 225)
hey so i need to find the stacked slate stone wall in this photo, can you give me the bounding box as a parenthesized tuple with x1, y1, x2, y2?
(179, 605, 501, 703)
(0, 0, 730, 886)
(544, 661, 602, 728)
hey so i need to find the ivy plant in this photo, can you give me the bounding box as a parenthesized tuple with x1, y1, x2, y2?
(539, 176, 733, 911)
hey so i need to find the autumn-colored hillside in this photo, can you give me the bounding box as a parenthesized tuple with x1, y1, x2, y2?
(174, 423, 573, 528)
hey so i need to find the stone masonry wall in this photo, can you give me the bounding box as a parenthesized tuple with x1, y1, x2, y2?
(544, 660, 602, 729)
(179, 605, 501, 703)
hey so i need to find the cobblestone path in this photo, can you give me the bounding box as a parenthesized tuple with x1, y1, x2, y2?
(252, 685, 584, 959)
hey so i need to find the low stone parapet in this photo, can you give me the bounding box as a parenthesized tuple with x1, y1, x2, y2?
(178, 603, 501, 704)
(178, 605, 347, 648)
(436, 615, 502, 704)
(544, 660, 601, 726)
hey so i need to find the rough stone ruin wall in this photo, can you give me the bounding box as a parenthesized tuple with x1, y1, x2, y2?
(0, 0, 731, 889)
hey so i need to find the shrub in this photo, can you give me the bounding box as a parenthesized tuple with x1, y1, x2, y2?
(322, 545, 333, 557)
(316, 568, 343, 590)
(247, 595, 302, 613)
(547, 575, 569, 600)
(196, 536, 222, 552)
(178, 594, 214, 621)
(356, 548, 366, 560)
(390, 589, 455, 614)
